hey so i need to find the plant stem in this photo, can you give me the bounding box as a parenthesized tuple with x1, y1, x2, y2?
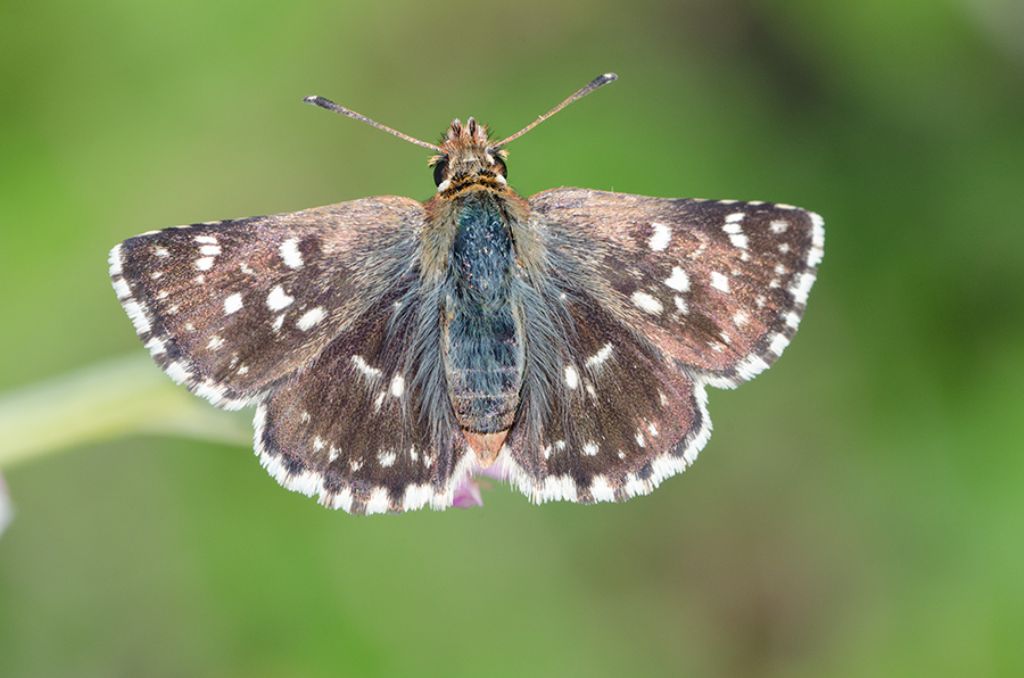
(0, 355, 250, 470)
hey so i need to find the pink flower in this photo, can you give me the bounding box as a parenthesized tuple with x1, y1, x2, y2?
(452, 463, 507, 508)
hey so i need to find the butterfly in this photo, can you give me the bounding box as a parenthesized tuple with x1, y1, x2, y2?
(109, 73, 824, 514)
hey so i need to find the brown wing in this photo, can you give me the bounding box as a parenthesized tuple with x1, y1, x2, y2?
(529, 189, 824, 388)
(503, 286, 709, 504)
(254, 280, 472, 514)
(109, 197, 424, 408)
(497, 188, 823, 504)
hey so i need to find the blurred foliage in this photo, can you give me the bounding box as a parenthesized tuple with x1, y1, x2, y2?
(1, 0, 1023, 676)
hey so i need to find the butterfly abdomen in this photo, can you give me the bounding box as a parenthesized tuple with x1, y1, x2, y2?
(442, 193, 525, 442)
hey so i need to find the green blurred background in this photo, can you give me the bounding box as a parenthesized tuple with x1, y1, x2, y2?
(2, 0, 1023, 676)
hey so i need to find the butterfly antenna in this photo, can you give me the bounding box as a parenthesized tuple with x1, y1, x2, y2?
(303, 95, 442, 152)
(493, 72, 618, 148)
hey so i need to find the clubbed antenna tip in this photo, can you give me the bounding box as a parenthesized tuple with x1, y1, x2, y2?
(493, 72, 618, 148)
(303, 95, 442, 152)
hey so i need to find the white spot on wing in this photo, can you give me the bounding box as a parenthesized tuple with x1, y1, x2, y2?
(165, 360, 191, 384)
(365, 488, 390, 514)
(351, 355, 383, 379)
(585, 343, 614, 369)
(279, 238, 304, 269)
(195, 257, 215, 271)
(770, 220, 789, 234)
(390, 374, 405, 398)
(710, 271, 730, 293)
(123, 300, 152, 335)
(199, 244, 221, 256)
(144, 337, 166, 356)
(590, 476, 615, 502)
(223, 293, 243, 315)
(378, 451, 397, 468)
(194, 381, 228, 406)
(296, 307, 325, 331)
(664, 267, 690, 292)
(729, 234, 749, 249)
(789, 272, 816, 304)
(733, 310, 749, 327)
(582, 442, 599, 456)
(402, 484, 434, 511)
(631, 291, 663, 314)
(536, 475, 578, 503)
(769, 332, 789, 355)
(808, 212, 826, 267)
(108, 244, 124, 275)
(266, 285, 294, 311)
(564, 365, 579, 389)
(112, 278, 131, 299)
(648, 222, 671, 251)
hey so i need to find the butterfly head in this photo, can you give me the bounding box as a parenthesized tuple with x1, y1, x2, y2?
(430, 117, 508, 193)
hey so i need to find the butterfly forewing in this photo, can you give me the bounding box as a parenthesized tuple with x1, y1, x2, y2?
(530, 189, 824, 388)
(109, 197, 424, 408)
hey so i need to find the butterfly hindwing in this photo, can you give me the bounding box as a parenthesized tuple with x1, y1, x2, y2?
(505, 290, 709, 503)
(530, 188, 824, 388)
(109, 197, 424, 408)
(255, 282, 472, 514)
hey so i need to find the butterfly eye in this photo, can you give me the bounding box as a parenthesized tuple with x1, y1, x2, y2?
(493, 156, 508, 180)
(432, 157, 449, 187)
